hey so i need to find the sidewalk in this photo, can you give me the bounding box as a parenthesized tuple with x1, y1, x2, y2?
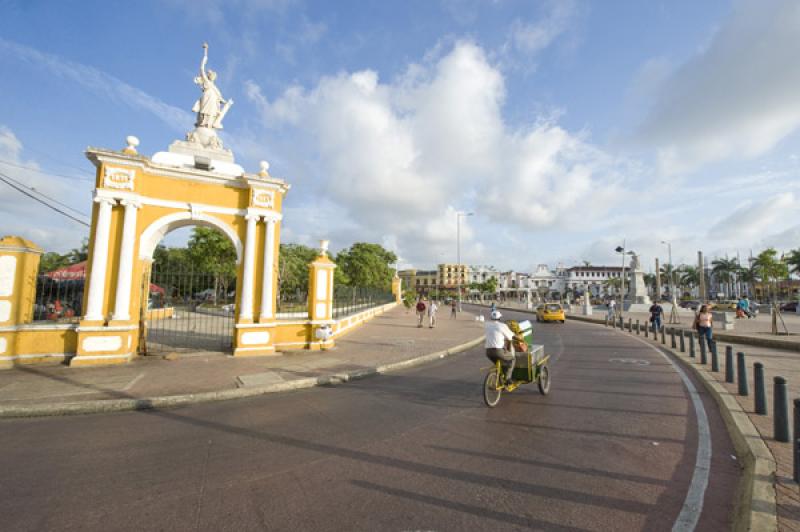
(0, 306, 484, 417)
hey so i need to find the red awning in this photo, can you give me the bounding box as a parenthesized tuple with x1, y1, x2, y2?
(46, 261, 86, 280)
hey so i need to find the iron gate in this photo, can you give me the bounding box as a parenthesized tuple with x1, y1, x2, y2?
(140, 264, 236, 355)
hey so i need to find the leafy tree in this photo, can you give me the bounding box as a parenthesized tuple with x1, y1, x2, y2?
(604, 277, 622, 295)
(678, 265, 699, 294)
(67, 238, 89, 264)
(752, 248, 789, 301)
(153, 245, 192, 272)
(335, 242, 397, 290)
(38, 252, 70, 274)
(484, 277, 498, 295)
(278, 243, 317, 294)
(786, 248, 800, 276)
(187, 227, 237, 303)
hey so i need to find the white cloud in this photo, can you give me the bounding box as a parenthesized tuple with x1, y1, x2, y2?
(507, 0, 578, 56)
(0, 38, 192, 133)
(247, 41, 621, 266)
(636, 0, 800, 174)
(708, 192, 797, 241)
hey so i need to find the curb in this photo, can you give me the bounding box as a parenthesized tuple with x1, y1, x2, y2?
(0, 335, 485, 419)
(566, 313, 800, 352)
(573, 316, 778, 532)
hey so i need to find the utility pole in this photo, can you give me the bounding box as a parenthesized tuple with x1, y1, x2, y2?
(655, 257, 661, 303)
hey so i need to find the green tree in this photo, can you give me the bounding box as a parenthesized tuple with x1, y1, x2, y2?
(278, 243, 318, 294)
(786, 248, 800, 276)
(66, 238, 90, 264)
(335, 242, 397, 290)
(711, 257, 738, 298)
(678, 265, 699, 295)
(604, 277, 622, 295)
(752, 248, 789, 301)
(38, 252, 70, 274)
(187, 227, 237, 304)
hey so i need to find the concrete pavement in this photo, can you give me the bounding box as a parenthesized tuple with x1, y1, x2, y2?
(0, 306, 484, 417)
(0, 308, 738, 531)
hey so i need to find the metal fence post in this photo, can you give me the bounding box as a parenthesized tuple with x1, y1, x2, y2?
(725, 346, 734, 383)
(670, 328, 676, 348)
(775, 377, 789, 442)
(794, 399, 800, 482)
(711, 342, 719, 372)
(679, 329, 685, 352)
(688, 332, 695, 358)
(635, 320, 640, 335)
(737, 352, 748, 396)
(660, 326, 666, 345)
(627, 318, 632, 332)
(754, 363, 766, 415)
(644, 323, 649, 338)
(699, 334, 707, 364)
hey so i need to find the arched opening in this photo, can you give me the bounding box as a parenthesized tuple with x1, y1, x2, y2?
(139, 215, 241, 355)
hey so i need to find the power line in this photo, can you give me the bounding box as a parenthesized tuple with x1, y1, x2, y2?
(0, 170, 89, 217)
(0, 171, 90, 227)
(0, 158, 93, 182)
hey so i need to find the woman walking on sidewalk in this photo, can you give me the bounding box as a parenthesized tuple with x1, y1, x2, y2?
(695, 305, 715, 351)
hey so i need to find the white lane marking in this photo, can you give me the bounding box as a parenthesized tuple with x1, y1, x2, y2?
(628, 334, 711, 532)
(122, 372, 145, 391)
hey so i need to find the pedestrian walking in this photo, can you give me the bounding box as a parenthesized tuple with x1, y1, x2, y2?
(428, 299, 438, 328)
(694, 304, 715, 351)
(648, 301, 664, 332)
(451, 299, 457, 319)
(415, 297, 427, 328)
(607, 298, 616, 320)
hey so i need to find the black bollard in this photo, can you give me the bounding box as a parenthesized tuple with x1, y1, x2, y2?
(699, 335, 707, 364)
(737, 352, 749, 396)
(670, 328, 677, 348)
(711, 342, 719, 372)
(679, 329, 685, 352)
(661, 327, 666, 345)
(627, 318, 632, 332)
(794, 399, 800, 482)
(635, 320, 640, 335)
(619, 316, 624, 329)
(644, 323, 649, 338)
(611, 317, 616, 329)
(775, 377, 789, 442)
(725, 346, 734, 383)
(688, 332, 696, 358)
(754, 363, 766, 415)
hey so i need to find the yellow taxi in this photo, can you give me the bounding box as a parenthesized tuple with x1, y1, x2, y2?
(536, 303, 565, 323)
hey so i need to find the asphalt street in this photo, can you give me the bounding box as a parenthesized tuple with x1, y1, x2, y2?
(0, 307, 739, 531)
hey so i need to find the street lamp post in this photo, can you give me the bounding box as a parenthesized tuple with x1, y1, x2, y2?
(661, 240, 680, 324)
(615, 242, 633, 317)
(456, 211, 474, 311)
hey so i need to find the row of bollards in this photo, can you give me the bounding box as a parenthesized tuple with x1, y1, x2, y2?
(612, 315, 800, 481)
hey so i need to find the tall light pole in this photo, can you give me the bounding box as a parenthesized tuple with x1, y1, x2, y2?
(662, 240, 680, 323)
(457, 211, 473, 310)
(615, 242, 633, 316)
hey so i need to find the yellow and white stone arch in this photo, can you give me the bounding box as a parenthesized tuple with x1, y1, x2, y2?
(71, 143, 290, 366)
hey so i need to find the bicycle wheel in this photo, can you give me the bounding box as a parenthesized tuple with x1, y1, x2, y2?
(537, 364, 551, 395)
(483, 369, 503, 407)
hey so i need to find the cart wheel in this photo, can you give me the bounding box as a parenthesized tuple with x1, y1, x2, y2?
(537, 364, 551, 395)
(483, 369, 503, 407)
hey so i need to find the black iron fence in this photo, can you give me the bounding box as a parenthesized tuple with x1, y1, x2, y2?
(142, 264, 236, 354)
(277, 289, 308, 317)
(32, 277, 83, 322)
(332, 286, 394, 319)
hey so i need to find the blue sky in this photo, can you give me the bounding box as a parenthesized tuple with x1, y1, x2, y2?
(1, 0, 799, 272)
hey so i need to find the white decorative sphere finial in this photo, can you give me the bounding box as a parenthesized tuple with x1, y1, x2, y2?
(124, 135, 140, 154)
(259, 160, 270, 177)
(320, 239, 330, 255)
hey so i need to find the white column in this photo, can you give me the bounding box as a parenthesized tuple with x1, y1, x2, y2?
(259, 219, 276, 320)
(84, 196, 116, 321)
(239, 213, 259, 320)
(112, 199, 140, 321)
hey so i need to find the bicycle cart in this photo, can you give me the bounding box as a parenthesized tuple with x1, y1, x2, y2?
(483, 319, 551, 407)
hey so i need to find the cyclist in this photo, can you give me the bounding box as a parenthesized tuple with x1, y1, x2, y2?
(485, 310, 515, 383)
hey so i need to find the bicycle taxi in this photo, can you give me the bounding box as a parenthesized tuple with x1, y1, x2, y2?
(483, 319, 551, 407)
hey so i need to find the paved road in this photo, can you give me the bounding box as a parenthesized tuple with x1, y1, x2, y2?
(0, 307, 738, 531)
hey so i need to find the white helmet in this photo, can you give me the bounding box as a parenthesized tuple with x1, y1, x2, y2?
(490, 310, 502, 320)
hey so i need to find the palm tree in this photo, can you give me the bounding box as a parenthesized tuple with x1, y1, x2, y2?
(752, 248, 789, 302)
(678, 265, 700, 297)
(643, 273, 656, 297)
(659, 263, 679, 297)
(711, 257, 738, 299)
(603, 277, 622, 296)
(786, 248, 800, 276)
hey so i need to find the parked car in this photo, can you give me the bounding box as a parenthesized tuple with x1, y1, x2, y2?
(536, 303, 565, 323)
(680, 300, 700, 310)
(780, 301, 799, 312)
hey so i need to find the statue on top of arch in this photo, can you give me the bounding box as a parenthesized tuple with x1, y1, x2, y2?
(186, 43, 233, 150)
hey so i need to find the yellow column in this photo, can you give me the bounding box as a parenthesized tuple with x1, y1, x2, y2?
(0, 237, 43, 368)
(392, 275, 402, 304)
(307, 240, 336, 350)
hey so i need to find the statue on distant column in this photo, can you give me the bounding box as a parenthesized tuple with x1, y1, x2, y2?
(192, 43, 233, 130)
(630, 253, 641, 271)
